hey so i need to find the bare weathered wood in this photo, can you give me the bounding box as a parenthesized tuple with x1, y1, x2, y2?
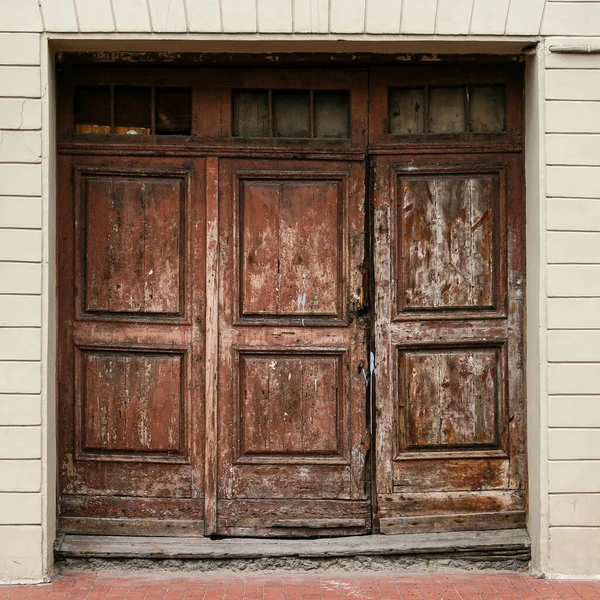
(56, 529, 530, 559)
(58, 517, 204, 537)
(204, 157, 219, 536)
(380, 511, 525, 534)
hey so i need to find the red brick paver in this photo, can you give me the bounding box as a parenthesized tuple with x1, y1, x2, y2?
(2, 574, 600, 600)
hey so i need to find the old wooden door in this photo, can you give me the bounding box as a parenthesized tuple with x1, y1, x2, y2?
(213, 158, 371, 536)
(208, 71, 372, 536)
(56, 62, 525, 539)
(370, 66, 527, 533)
(57, 151, 207, 535)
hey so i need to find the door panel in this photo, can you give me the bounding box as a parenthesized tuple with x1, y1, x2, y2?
(215, 158, 371, 536)
(57, 155, 206, 535)
(373, 153, 525, 534)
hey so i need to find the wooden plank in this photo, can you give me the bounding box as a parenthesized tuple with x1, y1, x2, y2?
(330, 0, 365, 33)
(550, 460, 600, 493)
(380, 511, 525, 534)
(542, 3, 600, 36)
(547, 134, 600, 164)
(548, 265, 600, 297)
(393, 458, 510, 492)
(378, 490, 524, 517)
(548, 199, 600, 232)
(401, 0, 436, 33)
(58, 517, 204, 536)
(547, 105, 600, 136)
(547, 232, 600, 264)
(435, 0, 473, 35)
(469, 0, 510, 35)
(293, 0, 329, 33)
(549, 396, 600, 427)
(204, 157, 219, 536)
(549, 364, 600, 395)
(546, 70, 600, 101)
(57, 529, 531, 559)
(365, 0, 401, 34)
(549, 429, 600, 461)
(548, 165, 600, 198)
(549, 330, 600, 362)
(505, 0, 544, 35)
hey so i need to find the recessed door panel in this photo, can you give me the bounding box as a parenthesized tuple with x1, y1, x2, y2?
(240, 178, 341, 319)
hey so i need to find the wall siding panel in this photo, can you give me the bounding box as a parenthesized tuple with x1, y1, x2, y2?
(186, 0, 221, 32)
(549, 364, 600, 395)
(542, 3, 600, 36)
(39, 0, 78, 32)
(0, 427, 41, 459)
(547, 166, 600, 198)
(74, 0, 115, 31)
(546, 69, 600, 101)
(435, 0, 473, 34)
(547, 103, 600, 134)
(0, 395, 41, 426)
(547, 231, 600, 263)
(293, 0, 329, 33)
(0, 526, 42, 581)
(366, 0, 401, 34)
(221, 0, 257, 32)
(549, 396, 600, 428)
(0, 0, 43, 32)
(547, 135, 600, 164)
(469, 0, 509, 35)
(112, 0, 152, 32)
(148, 0, 187, 32)
(0, 493, 41, 524)
(0, 329, 41, 361)
(549, 298, 600, 328)
(400, 0, 437, 34)
(548, 265, 600, 297)
(0, 198, 42, 229)
(330, 0, 366, 33)
(548, 199, 600, 232)
(258, 0, 293, 32)
(505, 0, 545, 35)
(0, 34, 40, 65)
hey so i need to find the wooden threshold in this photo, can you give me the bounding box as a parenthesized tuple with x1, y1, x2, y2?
(56, 529, 530, 561)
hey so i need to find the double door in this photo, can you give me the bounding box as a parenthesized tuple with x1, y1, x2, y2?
(57, 64, 525, 537)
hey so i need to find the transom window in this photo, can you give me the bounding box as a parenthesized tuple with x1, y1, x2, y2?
(233, 89, 351, 139)
(388, 85, 506, 135)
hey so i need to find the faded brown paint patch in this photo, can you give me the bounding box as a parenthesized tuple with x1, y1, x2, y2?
(241, 179, 339, 317)
(401, 175, 494, 310)
(85, 177, 181, 314)
(402, 349, 498, 449)
(240, 355, 339, 455)
(83, 351, 182, 453)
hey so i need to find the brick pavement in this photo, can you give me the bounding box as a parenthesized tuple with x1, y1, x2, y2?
(1, 574, 600, 600)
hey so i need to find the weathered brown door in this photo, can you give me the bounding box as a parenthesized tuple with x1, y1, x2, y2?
(370, 66, 526, 533)
(212, 158, 371, 536)
(57, 154, 207, 535)
(56, 62, 526, 540)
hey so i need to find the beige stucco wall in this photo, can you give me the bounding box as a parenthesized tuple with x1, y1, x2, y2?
(1, 0, 600, 583)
